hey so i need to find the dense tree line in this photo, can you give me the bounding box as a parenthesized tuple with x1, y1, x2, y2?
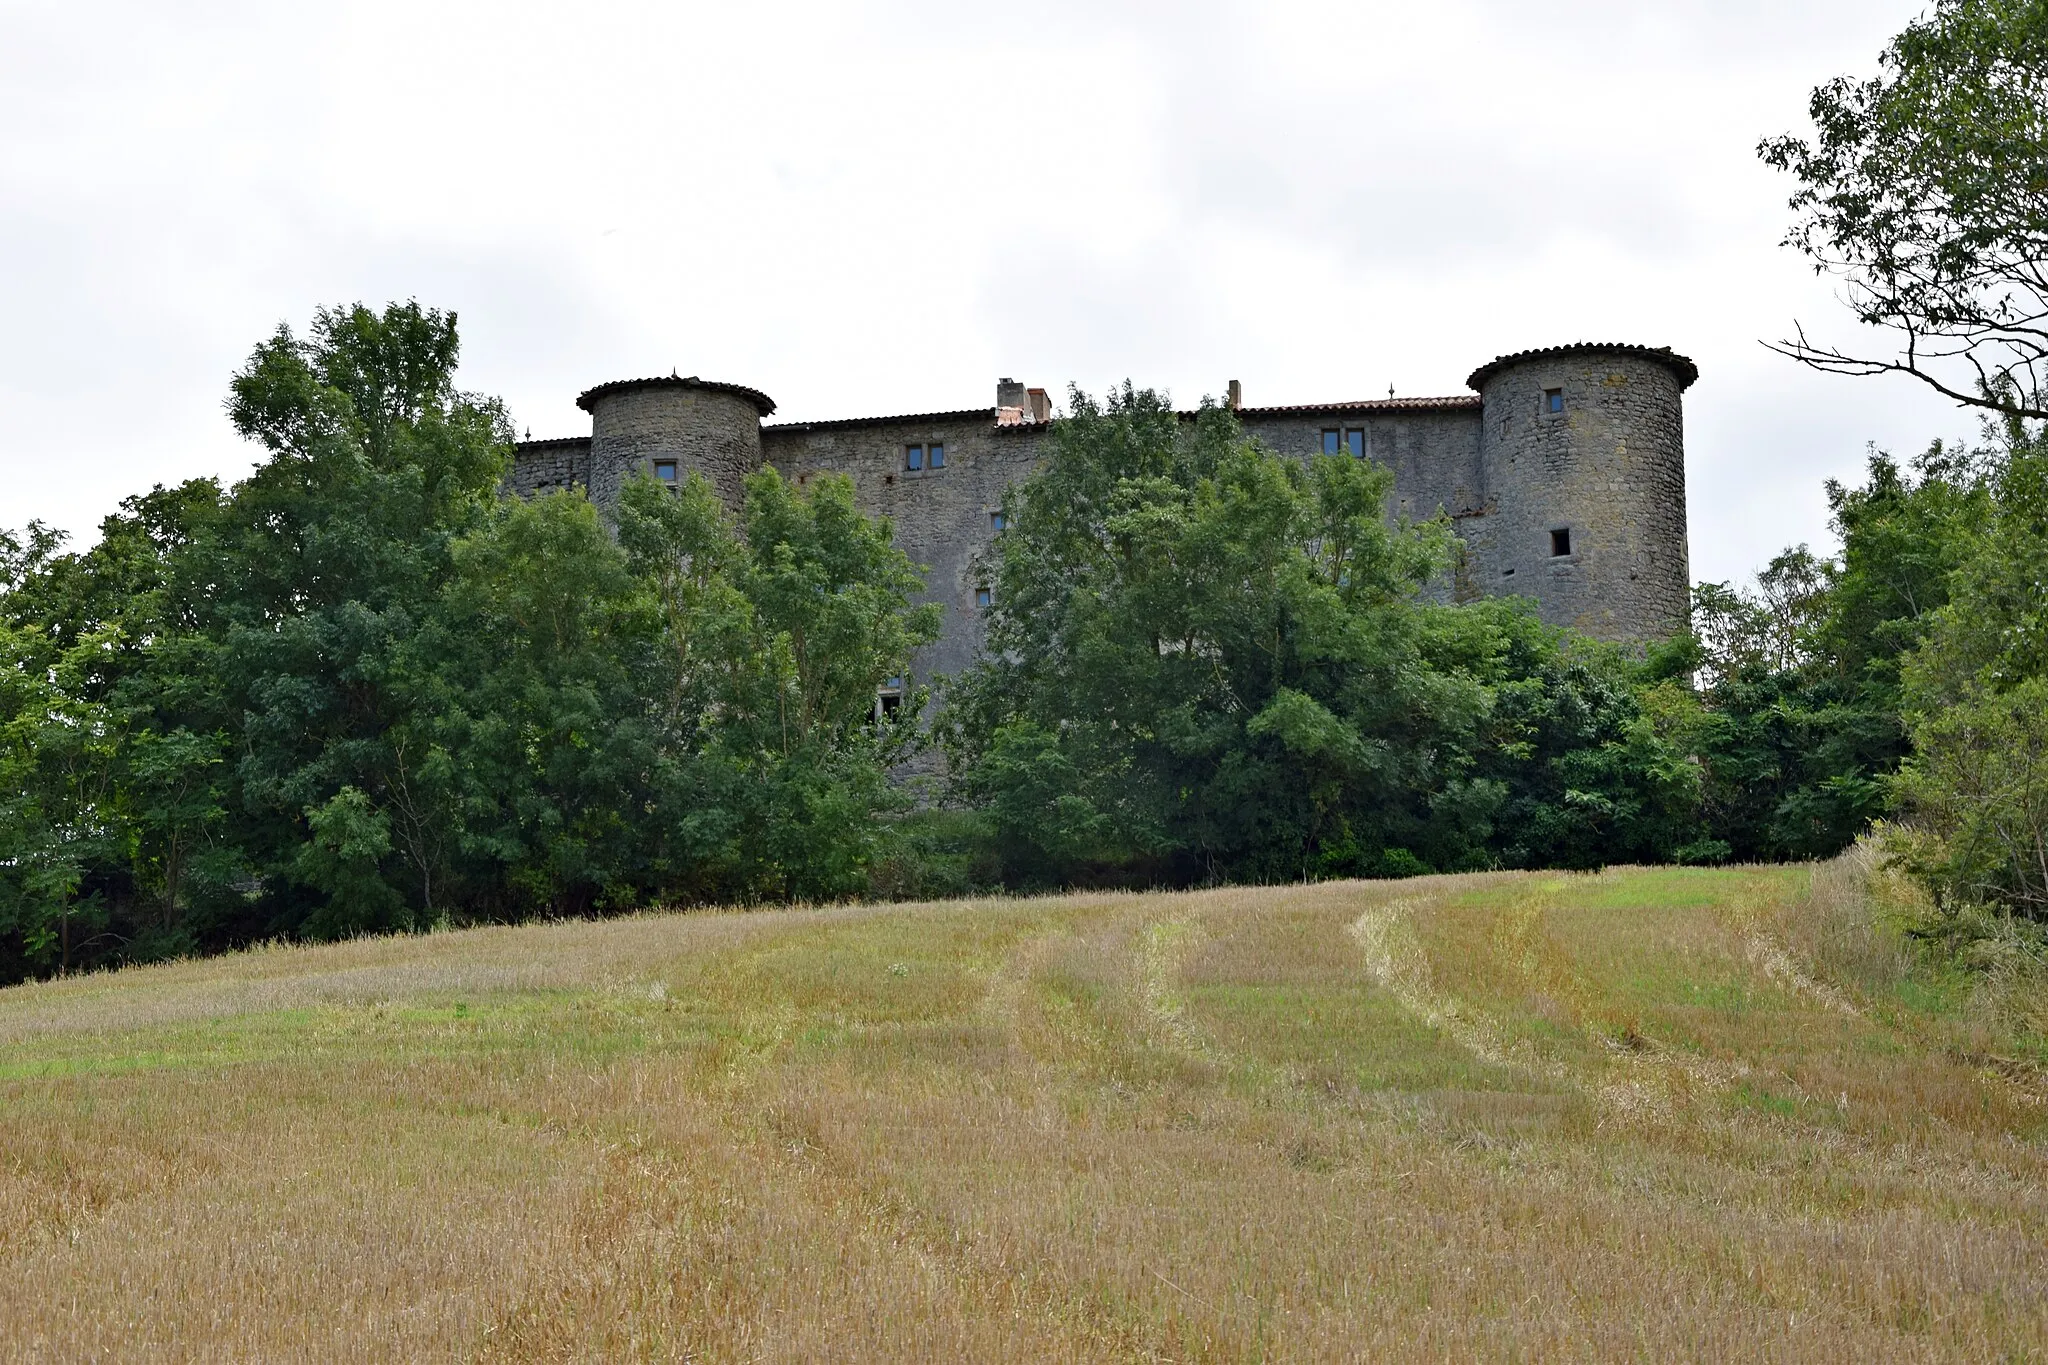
(940, 386, 1711, 888)
(0, 304, 935, 981)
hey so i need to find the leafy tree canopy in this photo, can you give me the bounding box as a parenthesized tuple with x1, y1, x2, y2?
(1762, 0, 2048, 418)
(942, 386, 1707, 888)
(0, 303, 938, 983)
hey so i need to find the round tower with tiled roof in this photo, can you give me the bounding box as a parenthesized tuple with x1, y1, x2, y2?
(578, 376, 777, 513)
(1468, 344, 1695, 641)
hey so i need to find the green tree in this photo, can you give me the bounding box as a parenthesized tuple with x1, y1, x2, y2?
(616, 466, 940, 901)
(1762, 0, 2048, 419)
(0, 301, 951, 981)
(1893, 419, 2048, 917)
(943, 385, 1704, 887)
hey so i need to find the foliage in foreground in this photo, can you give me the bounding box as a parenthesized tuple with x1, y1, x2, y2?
(941, 385, 1710, 889)
(1761, 0, 2048, 421)
(1757, 0, 2048, 928)
(0, 303, 935, 983)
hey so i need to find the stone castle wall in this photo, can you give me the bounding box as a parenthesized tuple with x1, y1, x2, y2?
(760, 414, 1043, 682)
(1233, 403, 1486, 523)
(507, 437, 591, 497)
(584, 380, 768, 513)
(508, 344, 1695, 689)
(1473, 350, 1691, 641)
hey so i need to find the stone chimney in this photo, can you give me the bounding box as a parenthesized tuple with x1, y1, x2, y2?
(996, 377, 1026, 411)
(1227, 379, 1242, 411)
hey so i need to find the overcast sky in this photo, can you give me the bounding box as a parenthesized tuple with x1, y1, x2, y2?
(0, 0, 1963, 586)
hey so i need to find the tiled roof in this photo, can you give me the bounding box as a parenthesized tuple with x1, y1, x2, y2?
(576, 376, 777, 416)
(513, 436, 590, 450)
(766, 394, 1481, 432)
(1232, 394, 1481, 416)
(765, 408, 1044, 434)
(1465, 344, 1698, 392)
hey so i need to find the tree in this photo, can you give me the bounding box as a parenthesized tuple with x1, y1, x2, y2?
(615, 466, 941, 901)
(1892, 418, 2048, 918)
(1761, 0, 2048, 419)
(1678, 449, 1992, 863)
(0, 301, 952, 980)
(942, 385, 1705, 887)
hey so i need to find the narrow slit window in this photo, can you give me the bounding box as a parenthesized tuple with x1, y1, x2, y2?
(1550, 528, 1572, 557)
(1545, 388, 1564, 414)
(1321, 429, 1341, 455)
(1346, 429, 1365, 457)
(906, 444, 924, 471)
(653, 459, 678, 486)
(929, 443, 946, 469)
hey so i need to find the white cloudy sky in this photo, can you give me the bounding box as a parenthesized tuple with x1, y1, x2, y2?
(0, 0, 1963, 586)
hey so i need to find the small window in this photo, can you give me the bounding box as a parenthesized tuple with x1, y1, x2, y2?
(1346, 429, 1364, 458)
(1545, 389, 1564, 414)
(929, 443, 946, 469)
(653, 459, 678, 486)
(1322, 429, 1341, 455)
(991, 511, 1007, 530)
(975, 588, 991, 608)
(877, 674, 905, 719)
(1550, 527, 1572, 557)
(906, 444, 924, 471)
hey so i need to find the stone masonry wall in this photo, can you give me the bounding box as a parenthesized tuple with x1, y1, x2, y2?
(761, 415, 1046, 684)
(505, 437, 591, 497)
(587, 386, 764, 513)
(1475, 354, 1690, 640)
(1236, 405, 1486, 522)
(512, 347, 1693, 674)
(1236, 404, 1489, 604)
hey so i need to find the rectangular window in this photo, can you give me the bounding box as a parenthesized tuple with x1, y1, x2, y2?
(1346, 429, 1364, 457)
(975, 588, 991, 608)
(1322, 429, 1341, 455)
(876, 675, 905, 719)
(1550, 527, 1572, 557)
(929, 443, 946, 469)
(906, 444, 924, 471)
(653, 459, 678, 486)
(991, 511, 1007, 531)
(1545, 389, 1564, 414)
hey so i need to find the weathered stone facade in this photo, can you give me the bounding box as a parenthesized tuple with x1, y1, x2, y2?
(509, 343, 1696, 686)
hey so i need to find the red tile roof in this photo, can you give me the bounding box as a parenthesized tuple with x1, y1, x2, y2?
(576, 376, 777, 416)
(1233, 394, 1481, 416)
(1465, 344, 1698, 392)
(765, 409, 1043, 434)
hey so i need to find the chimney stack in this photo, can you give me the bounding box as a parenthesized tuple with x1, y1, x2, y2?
(996, 377, 1026, 411)
(1227, 379, 1242, 410)
(1026, 387, 1051, 423)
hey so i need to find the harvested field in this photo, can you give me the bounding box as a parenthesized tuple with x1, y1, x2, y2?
(2, 857, 2044, 1360)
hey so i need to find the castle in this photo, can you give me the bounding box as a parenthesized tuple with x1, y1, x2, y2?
(511, 342, 1696, 692)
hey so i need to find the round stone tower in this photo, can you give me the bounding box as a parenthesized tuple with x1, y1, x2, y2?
(1467, 344, 1696, 642)
(577, 376, 777, 514)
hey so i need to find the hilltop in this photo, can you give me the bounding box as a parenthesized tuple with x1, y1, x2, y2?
(1, 855, 2043, 1360)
